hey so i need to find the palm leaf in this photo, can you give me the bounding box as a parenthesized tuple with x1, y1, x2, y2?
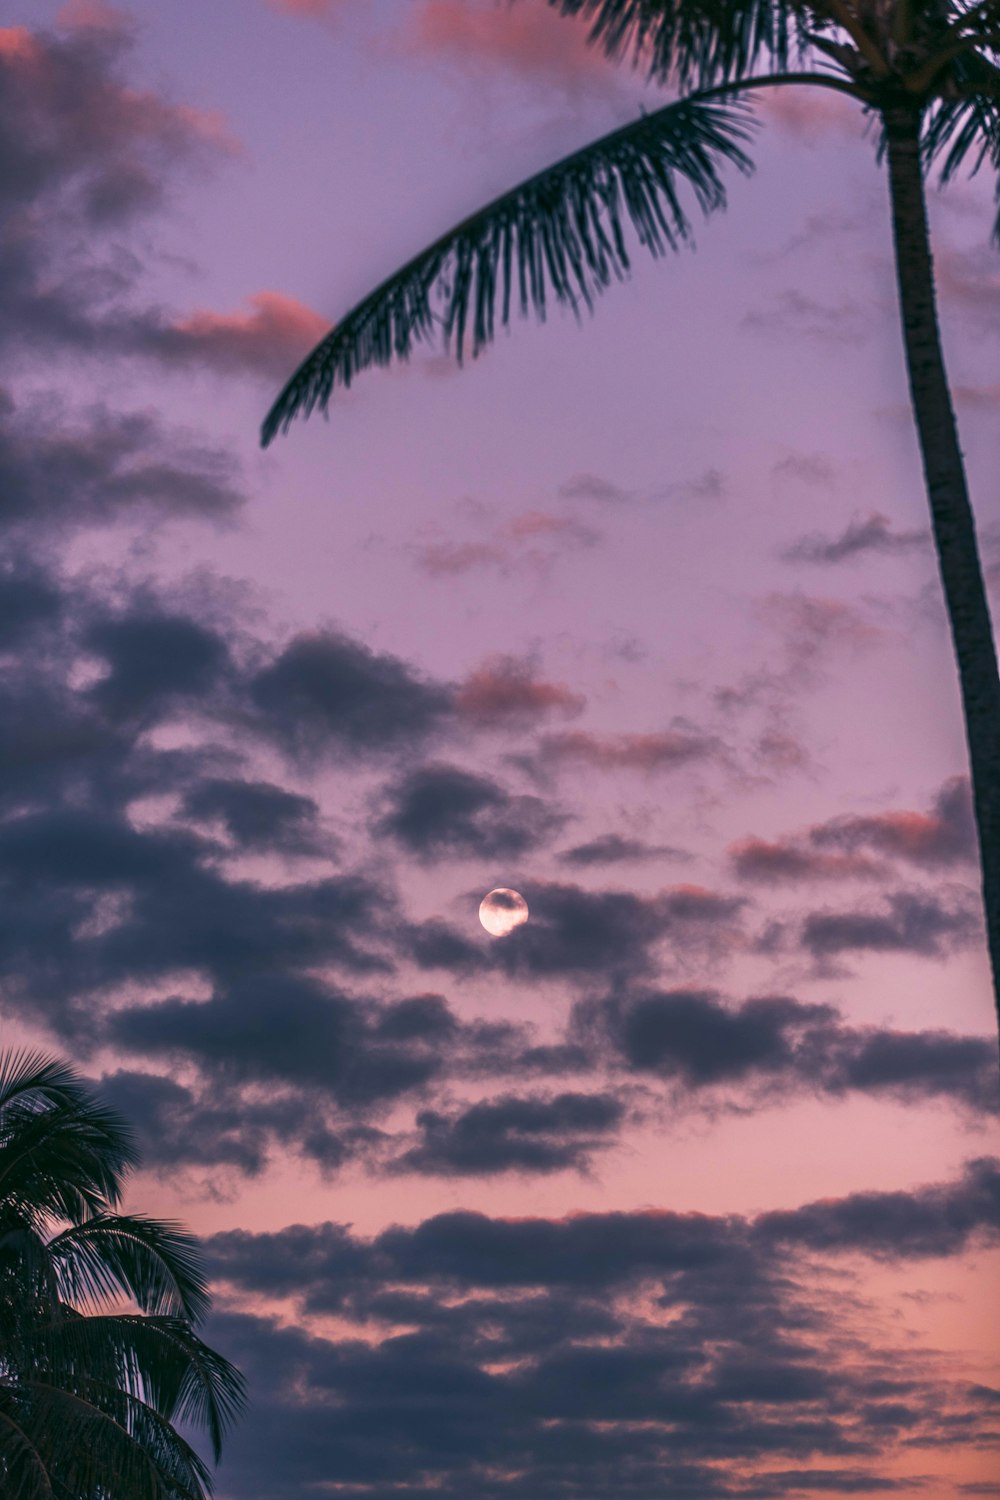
(20, 1379, 211, 1500)
(921, 51, 1000, 240)
(261, 90, 756, 445)
(0, 1099, 134, 1225)
(35, 1312, 247, 1463)
(548, 0, 807, 86)
(0, 1399, 55, 1500)
(47, 1215, 212, 1323)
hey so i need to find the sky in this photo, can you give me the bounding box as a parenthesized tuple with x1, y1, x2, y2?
(2, 1, 999, 1496)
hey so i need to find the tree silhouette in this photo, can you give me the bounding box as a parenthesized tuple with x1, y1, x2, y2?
(0, 1050, 246, 1499)
(261, 0, 1000, 1054)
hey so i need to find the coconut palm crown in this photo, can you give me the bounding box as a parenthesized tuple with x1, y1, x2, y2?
(261, 0, 1000, 1057)
(0, 1050, 247, 1500)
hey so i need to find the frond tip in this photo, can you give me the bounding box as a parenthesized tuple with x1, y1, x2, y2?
(261, 92, 756, 446)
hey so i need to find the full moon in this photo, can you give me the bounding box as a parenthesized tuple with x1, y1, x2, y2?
(479, 888, 529, 938)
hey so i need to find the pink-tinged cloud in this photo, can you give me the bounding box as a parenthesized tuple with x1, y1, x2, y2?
(730, 836, 883, 884)
(265, 0, 346, 17)
(405, 0, 615, 95)
(731, 779, 976, 884)
(0, 21, 235, 182)
(539, 727, 716, 773)
(757, 84, 860, 142)
(455, 655, 585, 727)
(162, 293, 329, 380)
(416, 510, 599, 577)
(54, 0, 130, 33)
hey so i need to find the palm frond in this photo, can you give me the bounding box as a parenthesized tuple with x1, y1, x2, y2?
(921, 53, 1000, 241)
(549, 0, 807, 87)
(261, 91, 756, 446)
(21, 1378, 212, 1500)
(47, 1214, 212, 1323)
(36, 1313, 247, 1463)
(0, 1400, 55, 1500)
(0, 1098, 135, 1224)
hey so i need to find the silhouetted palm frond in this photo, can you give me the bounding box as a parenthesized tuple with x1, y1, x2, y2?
(550, 0, 806, 86)
(261, 91, 756, 446)
(0, 1051, 246, 1500)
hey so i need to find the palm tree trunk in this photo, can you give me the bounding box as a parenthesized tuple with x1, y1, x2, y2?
(883, 101, 1000, 1062)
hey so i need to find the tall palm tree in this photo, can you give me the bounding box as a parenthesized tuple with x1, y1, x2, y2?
(0, 1050, 246, 1500)
(260, 0, 1000, 1053)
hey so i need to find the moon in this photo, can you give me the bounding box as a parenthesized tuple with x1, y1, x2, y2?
(479, 888, 529, 938)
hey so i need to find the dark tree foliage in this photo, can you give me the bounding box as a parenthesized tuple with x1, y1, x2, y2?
(0, 1051, 246, 1500)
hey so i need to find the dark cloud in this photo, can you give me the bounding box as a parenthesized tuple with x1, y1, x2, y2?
(0, 391, 243, 535)
(375, 762, 565, 860)
(249, 630, 451, 761)
(392, 1091, 624, 1176)
(109, 975, 441, 1106)
(801, 887, 980, 960)
(757, 1157, 1000, 1260)
(575, 989, 997, 1113)
(782, 511, 928, 565)
(558, 833, 689, 867)
(198, 1162, 999, 1499)
(579, 990, 831, 1087)
(0, 16, 228, 359)
(181, 776, 328, 855)
(0, 554, 62, 645)
(85, 606, 230, 721)
(408, 880, 743, 985)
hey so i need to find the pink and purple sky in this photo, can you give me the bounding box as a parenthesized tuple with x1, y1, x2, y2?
(2, 1, 999, 1495)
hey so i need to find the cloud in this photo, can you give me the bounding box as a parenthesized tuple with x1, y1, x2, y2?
(454, 655, 584, 727)
(180, 777, 328, 856)
(743, 289, 871, 343)
(782, 512, 928, 565)
(109, 974, 445, 1106)
(0, 17, 232, 361)
(0, 391, 243, 536)
(0, 554, 62, 646)
(402, 0, 619, 99)
(757, 85, 861, 143)
(576, 987, 998, 1114)
(375, 762, 566, 860)
(198, 1163, 1000, 1498)
(772, 452, 836, 487)
(136, 292, 329, 382)
(392, 1090, 625, 1176)
(411, 879, 744, 985)
(249, 630, 452, 761)
(558, 472, 633, 504)
(84, 606, 231, 722)
(809, 777, 976, 868)
(537, 726, 718, 773)
(558, 833, 689, 867)
(579, 989, 834, 1087)
(729, 837, 882, 883)
(730, 780, 976, 884)
(757, 1157, 1000, 1260)
(801, 888, 981, 961)
(415, 510, 599, 578)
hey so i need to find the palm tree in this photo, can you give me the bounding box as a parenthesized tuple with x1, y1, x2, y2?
(0, 1050, 246, 1500)
(260, 0, 1000, 1054)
